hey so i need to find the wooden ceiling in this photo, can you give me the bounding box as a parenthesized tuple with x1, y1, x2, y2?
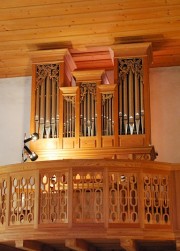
(0, 0, 180, 78)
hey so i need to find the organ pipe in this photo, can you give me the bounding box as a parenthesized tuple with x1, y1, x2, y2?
(51, 78, 56, 138)
(45, 76, 51, 138)
(39, 81, 45, 138)
(35, 86, 40, 133)
(123, 77, 128, 135)
(56, 80, 59, 137)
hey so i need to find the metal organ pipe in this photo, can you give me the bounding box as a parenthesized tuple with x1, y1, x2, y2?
(129, 69, 134, 135)
(56, 80, 59, 138)
(35, 86, 40, 133)
(51, 78, 56, 138)
(39, 81, 45, 138)
(140, 79, 144, 134)
(123, 77, 128, 135)
(135, 74, 140, 134)
(45, 76, 51, 138)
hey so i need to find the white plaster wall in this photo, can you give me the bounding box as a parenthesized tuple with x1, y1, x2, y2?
(0, 67, 179, 165)
(150, 66, 180, 163)
(0, 77, 31, 166)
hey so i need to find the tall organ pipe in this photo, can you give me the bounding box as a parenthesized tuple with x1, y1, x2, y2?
(45, 76, 51, 138)
(39, 81, 45, 138)
(51, 78, 56, 137)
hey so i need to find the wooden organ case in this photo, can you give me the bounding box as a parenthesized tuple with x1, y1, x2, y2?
(30, 43, 156, 161)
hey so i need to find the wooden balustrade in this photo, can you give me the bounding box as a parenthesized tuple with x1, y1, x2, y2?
(0, 159, 179, 237)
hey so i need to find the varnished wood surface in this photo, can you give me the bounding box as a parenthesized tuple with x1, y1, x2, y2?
(0, 0, 180, 78)
(0, 159, 179, 250)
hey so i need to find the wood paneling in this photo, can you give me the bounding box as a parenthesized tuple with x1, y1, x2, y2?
(0, 0, 179, 78)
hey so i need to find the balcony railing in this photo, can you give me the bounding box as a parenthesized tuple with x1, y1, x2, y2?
(0, 159, 177, 233)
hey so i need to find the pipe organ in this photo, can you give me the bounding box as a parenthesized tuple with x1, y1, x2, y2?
(30, 44, 156, 161)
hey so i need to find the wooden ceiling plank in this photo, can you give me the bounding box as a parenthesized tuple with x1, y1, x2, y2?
(2, 0, 174, 9)
(0, 1, 179, 22)
(0, 21, 179, 44)
(0, 6, 179, 31)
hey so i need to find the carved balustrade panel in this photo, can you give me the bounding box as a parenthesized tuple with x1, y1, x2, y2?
(0, 176, 7, 227)
(10, 173, 35, 225)
(72, 171, 104, 223)
(108, 172, 138, 223)
(144, 174, 170, 224)
(40, 171, 68, 223)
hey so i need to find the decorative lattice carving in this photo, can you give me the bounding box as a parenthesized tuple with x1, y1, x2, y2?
(109, 172, 138, 223)
(144, 174, 170, 224)
(36, 64, 59, 87)
(40, 172, 68, 223)
(72, 171, 103, 223)
(10, 174, 35, 225)
(0, 177, 7, 226)
(118, 58, 143, 80)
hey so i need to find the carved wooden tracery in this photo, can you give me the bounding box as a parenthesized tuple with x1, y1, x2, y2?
(40, 171, 68, 223)
(72, 171, 103, 223)
(109, 172, 138, 223)
(10, 174, 35, 225)
(0, 177, 7, 226)
(144, 174, 170, 224)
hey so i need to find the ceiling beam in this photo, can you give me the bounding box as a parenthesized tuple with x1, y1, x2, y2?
(65, 238, 96, 251)
(15, 240, 55, 251)
(120, 239, 136, 251)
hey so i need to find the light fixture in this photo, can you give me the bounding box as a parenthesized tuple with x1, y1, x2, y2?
(22, 132, 39, 162)
(24, 132, 39, 144)
(24, 145, 38, 161)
